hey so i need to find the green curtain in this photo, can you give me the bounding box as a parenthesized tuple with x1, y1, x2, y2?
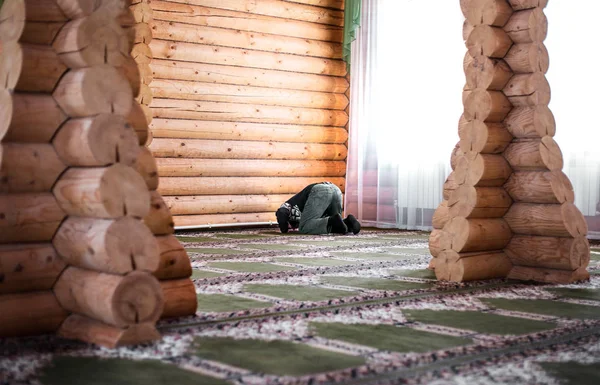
(343, 0, 362, 72)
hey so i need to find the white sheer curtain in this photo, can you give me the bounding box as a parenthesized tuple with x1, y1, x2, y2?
(345, 0, 600, 235)
(345, 0, 464, 230)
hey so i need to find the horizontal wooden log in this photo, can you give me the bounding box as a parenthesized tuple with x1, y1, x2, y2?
(0, 0, 25, 42)
(448, 185, 512, 218)
(464, 89, 512, 122)
(149, 138, 347, 161)
(507, 0, 548, 11)
(150, 19, 341, 59)
(0, 193, 65, 243)
(134, 146, 158, 190)
(432, 200, 451, 229)
(144, 191, 174, 235)
(505, 235, 590, 271)
(466, 0, 513, 27)
(444, 172, 459, 201)
(150, 79, 348, 110)
(54, 268, 164, 327)
(5, 93, 68, 143)
(0, 143, 66, 193)
(466, 25, 513, 59)
(160, 278, 197, 319)
(163, 0, 344, 26)
(504, 105, 555, 138)
(24, 0, 110, 21)
(118, 55, 141, 98)
(21, 20, 64, 44)
(443, 217, 512, 253)
(149, 39, 347, 77)
(0, 40, 22, 90)
(16, 43, 67, 93)
(504, 202, 588, 237)
(0, 290, 68, 337)
(53, 114, 140, 167)
(53, 164, 151, 218)
(52, 6, 129, 68)
(504, 8, 547, 44)
(129, 1, 152, 23)
(503, 73, 550, 107)
(503, 137, 563, 171)
(57, 314, 161, 348)
(150, 118, 348, 143)
(454, 153, 512, 187)
(127, 100, 150, 145)
(504, 42, 549, 73)
(158, 177, 345, 196)
(0, 89, 11, 140)
(153, 235, 192, 280)
(150, 0, 343, 43)
(465, 55, 513, 91)
(270, 0, 345, 10)
(463, 19, 474, 41)
(508, 265, 589, 284)
(151, 60, 348, 94)
(429, 229, 449, 258)
(164, 194, 290, 216)
(53, 65, 133, 117)
(53, 217, 159, 275)
(156, 158, 346, 178)
(131, 42, 152, 64)
(458, 117, 512, 153)
(504, 171, 574, 204)
(173, 212, 275, 227)
(136, 83, 153, 106)
(436, 250, 512, 281)
(0, 244, 65, 294)
(150, 99, 349, 127)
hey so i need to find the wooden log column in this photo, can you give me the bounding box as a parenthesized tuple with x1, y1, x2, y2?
(432, 0, 590, 284)
(431, 0, 516, 282)
(0, 0, 170, 345)
(121, 1, 196, 319)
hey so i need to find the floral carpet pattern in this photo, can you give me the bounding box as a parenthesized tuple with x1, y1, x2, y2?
(1, 229, 600, 385)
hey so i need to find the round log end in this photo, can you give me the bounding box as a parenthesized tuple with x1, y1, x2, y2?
(102, 164, 152, 218)
(448, 185, 477, 218)
(0, 40, 23, 90)
(561, 203, 588, 238)
(0, 0, 25, 42)
(0, 89, 12, 139)
(429, 229, 450, 258)
(443, 217, 470, 252)
(466, 25, 513, 59)
(464, 89, 512, 122)
(107, 217, 160, 273)
(53, 65, 133, 117)
(571, 236, 591, 269)
(549, 171, 574, 204)
(466, 0, 514, 28)
(435, 250, 460, 281)
(539, 136, 563, 171)
(113, 271, 164, 326)
(135, 146, 159, 190)
(432, 200, 451, 229)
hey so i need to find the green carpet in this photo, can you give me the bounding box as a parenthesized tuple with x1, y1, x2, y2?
(214, 234, 272, 240)
(274, 257, 362, 266)
(331, 252, 413, 261)
(239, 244, 304, 251)
(175, 236, 214, 243)
(193, 338, 365, 376)
(244, 284, 358, 301)
(191, 269, 224, 279)
(392, 269, 437, 279)
(207, 262, 297, 273)
(187, 248, 241, 255)
(38, 357, 228, 385)
(321, 276, 431, 291)
(403, 309, 556, 335)
(197, 294, 271, 312)
(540, 362, 600, 385)
(481, 298, 600, 320)
(547, 288, 600, 301)
(312, 323, 472, 352)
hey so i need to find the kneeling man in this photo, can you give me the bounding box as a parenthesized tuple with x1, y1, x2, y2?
(275, 182, 360, 235)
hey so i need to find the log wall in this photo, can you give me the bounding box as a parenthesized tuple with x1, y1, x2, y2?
(146, 0, 349, 227)
(0, 0, 193, 346)
(430, 0, 590, 285)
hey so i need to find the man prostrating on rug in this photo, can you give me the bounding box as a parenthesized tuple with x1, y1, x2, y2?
(275, 182, 361, 235)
